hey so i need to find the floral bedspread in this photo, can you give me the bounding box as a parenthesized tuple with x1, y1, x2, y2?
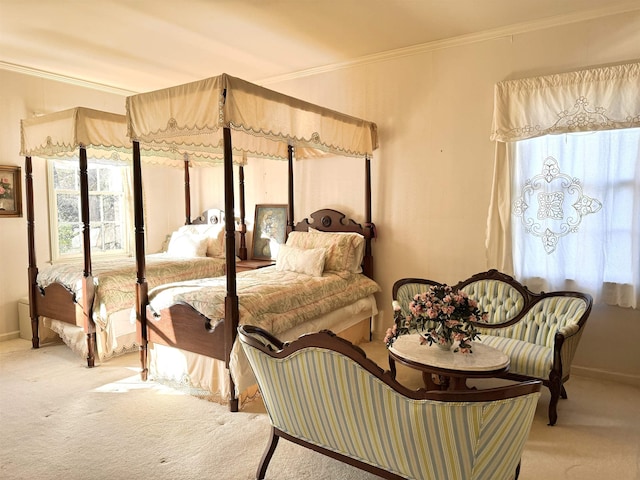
(147, 266, 381, 335)
(37, 254, 227, 329)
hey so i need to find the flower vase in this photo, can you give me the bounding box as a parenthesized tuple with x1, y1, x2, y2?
(433, 325, 453, 351)
(436, 339, 453, 351)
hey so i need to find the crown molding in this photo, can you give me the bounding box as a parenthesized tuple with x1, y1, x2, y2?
(259, 2, 640, 85)
(0, 61, 138, 96)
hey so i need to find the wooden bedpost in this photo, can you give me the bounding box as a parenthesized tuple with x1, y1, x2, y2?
(363, 156, 374, 280)
(25, 156, 40, 350)
(79, 148, 96, 367)
(184, 155, 191, 224)
(287, 145, 294, 234)
(238, 165, 247, 260)
(133, 140, 149, 381)
(363, 156, 374, 340)
(223, 127, 240, 412)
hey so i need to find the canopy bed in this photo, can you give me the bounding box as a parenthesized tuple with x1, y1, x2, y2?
(20, 107, 236, 366)
(126, 73, 379, 411)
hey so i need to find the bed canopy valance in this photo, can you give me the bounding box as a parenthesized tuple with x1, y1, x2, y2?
(126, 73, 378, 161)
(20, 106, 237, 168)
(20, 107, 131, 162)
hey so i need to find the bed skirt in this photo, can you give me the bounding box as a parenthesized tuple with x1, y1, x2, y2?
(148, 294, 378, 402)
(44, 308, 138, 362)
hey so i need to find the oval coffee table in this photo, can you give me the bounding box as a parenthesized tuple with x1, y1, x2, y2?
(388, 333, 510, 391)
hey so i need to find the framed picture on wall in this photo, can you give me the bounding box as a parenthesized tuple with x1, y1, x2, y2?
(252, 204, 287, 261)
(0, 165, 22, 218)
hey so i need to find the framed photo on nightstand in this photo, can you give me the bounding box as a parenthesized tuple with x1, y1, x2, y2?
(252, 204, 287, 260)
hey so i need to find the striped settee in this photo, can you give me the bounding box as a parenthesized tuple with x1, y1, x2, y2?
(393, 269, 592, 426)
(238, 324, 541, 480)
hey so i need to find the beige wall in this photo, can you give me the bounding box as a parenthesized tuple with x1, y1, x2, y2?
(1, 10, 639, 383)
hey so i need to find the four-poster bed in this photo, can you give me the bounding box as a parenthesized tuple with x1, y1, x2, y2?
(20, 107, 231, 365)
(126, 74, 379, 411)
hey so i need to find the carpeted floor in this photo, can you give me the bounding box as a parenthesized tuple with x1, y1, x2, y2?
(1, 338, 639, 480)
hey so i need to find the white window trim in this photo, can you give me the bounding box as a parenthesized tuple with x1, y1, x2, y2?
(47, 158, 133, 263)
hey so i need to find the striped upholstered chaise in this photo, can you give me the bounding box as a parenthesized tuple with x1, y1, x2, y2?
(393, 269, 592, 426)
(238, 324, 541, 480)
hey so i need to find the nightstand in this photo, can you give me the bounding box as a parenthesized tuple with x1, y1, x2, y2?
(236, 259, 275, 272)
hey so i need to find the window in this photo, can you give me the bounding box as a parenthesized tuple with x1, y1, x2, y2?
(486, 63, 640, 308)
(48, 158, 132, 261)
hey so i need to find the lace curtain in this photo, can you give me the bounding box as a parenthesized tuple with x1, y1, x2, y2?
(486, 63, 640, 308)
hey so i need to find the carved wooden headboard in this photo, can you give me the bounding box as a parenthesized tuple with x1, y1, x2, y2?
(292, 209, 365, 235)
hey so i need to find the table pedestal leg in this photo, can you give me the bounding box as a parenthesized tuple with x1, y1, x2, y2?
(449, 376, 470, 391)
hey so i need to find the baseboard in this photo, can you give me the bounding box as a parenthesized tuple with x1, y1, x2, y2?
(0, 331, 21, 342)
(572, 365, 640, 388)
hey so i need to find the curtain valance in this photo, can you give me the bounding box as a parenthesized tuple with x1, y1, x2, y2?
(490, 62, 640, 142)
(126, 73, 378, 160)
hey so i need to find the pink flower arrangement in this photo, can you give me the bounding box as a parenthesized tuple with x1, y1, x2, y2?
(386, 284, 487, 353)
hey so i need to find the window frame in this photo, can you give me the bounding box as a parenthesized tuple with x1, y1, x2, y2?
(47, 158, 132, 263)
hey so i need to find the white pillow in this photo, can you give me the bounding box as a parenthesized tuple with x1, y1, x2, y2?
(167, 229, 209, 257)
(204, 227, 225, 257)
(176, 224, 225, 257)
(275, 244, 326, 277)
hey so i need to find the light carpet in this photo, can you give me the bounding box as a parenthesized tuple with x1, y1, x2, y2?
(1, 338, 639, 480)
